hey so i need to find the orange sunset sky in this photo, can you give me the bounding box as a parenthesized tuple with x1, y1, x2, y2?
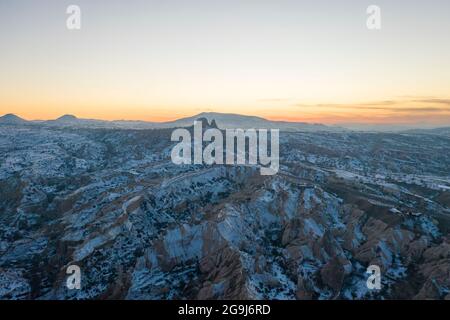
(1, 0, 450, 126)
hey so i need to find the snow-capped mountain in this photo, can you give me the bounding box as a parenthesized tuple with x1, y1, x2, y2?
(161, 112, 340, 132)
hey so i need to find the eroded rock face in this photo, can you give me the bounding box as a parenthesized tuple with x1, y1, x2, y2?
(1, 126, 449, 300)
(37, 171, 450, 299)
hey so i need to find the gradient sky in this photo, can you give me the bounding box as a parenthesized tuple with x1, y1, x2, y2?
(1, 0, 450, 125)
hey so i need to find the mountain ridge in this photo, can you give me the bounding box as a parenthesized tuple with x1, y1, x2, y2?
(2, 112, 449, 132)
(0, 113, 27, 124)
(0, 112, 341, 132)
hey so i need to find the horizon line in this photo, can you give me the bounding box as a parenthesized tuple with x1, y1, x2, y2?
(0, 111, 320, 125)
(2, 112, 450, 129)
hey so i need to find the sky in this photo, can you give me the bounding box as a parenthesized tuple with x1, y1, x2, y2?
(1, 0, 450, 126)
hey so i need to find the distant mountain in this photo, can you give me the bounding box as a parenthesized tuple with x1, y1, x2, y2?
(3, 112, 449, 133)
(403, 126, 450, 136)
(55, 114, 79, 122)
(163, 112, 270, 128)
(0, 113, 27, 124)
(0, 112, 342, 132)
(339, 123, 450, 132)
(48, 114, 133, 128)
(161, 112, 342, 132)
(47, 114, 98, 126)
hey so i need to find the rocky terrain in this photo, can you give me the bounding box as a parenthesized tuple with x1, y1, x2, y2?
(0, 118, 449, 300)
